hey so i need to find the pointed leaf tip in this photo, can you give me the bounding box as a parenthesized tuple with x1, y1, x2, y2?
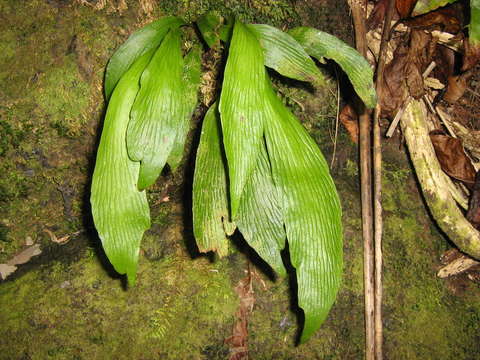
(289, 26, 376, 108)
(264, 77, 343, 341)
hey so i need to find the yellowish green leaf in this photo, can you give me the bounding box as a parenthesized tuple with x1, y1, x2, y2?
(193, 103, 235, 257)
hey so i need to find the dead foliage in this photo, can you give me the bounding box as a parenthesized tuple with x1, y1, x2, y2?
(339, 104, 359, 143)
(430, 130, 476, 187)
(225, 271, 255, 360)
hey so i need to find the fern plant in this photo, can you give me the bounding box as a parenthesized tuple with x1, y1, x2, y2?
(91, 13, 375, 343)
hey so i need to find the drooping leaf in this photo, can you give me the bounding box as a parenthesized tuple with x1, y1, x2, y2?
(104, 16, 184, 100)
(127, 28, 186, 190)
(167, 44, 202, 170)
(247, 24, 325, 87)
(264, 78, 343, 343)
(91, 51, 152, 286)
(412, 0, 457, 16)
(193, 103, 236, 257)
(289, 27, 377, 108)
(236, 141, 287, 277)
(219, 20, 267, 217)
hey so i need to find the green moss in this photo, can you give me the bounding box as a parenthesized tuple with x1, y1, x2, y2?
(159, 0, 299, 27)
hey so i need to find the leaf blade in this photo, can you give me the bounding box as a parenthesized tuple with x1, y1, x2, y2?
(236, 141, 287, 276)
(126, 28, 185, 190)
(264, 79, 343, 342)
(91, 52, 152, 286)
(247, 24, 325, 86)
(167, 44, 202, 170)
(104, 16, 184, 100)
(289, 27, 377, 108)
(219, 20, 267, 217)
(193, 103, 235, 257)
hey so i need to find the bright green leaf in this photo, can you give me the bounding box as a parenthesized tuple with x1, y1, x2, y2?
(104, 16, 184, 100)
(167, 44, 202, 170)
(247, 24, 325, 87)
(412, 0, 457, 16)
(219, 20, 267, 217)
(91, 51, 153, 286)
(127, 28, 186, 190)
(193, 103, 236, 257)
(289, 27, 376, 108)
(471, 0, 480, 44)
(264, 78, 343, 343)
(236, 141, 287, 277)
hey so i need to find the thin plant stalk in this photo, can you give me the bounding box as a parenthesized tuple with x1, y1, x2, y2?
(348, 1, 375, 359)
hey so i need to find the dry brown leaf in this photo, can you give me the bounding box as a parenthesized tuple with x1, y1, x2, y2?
(406, 31, 436, 98)
(367, 0, 392, 30)
(380, 30, 435, 118)
(0, 264, 17, 280)
(44, 229, 78, 244)
(403, 7, 461, 34)
(379, 40, 410, 118)
(430, 131, 476, 186)
(396, 0, 418, 19)
(443, 74, 469, 103)
(6, 244, 42, 266)
(225, 271, 255, 360)
(339, 104, 359, 143)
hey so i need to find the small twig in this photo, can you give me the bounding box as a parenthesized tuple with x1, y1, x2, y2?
(330, 70, 341, 168)
(372, 0, 396, 358)
(466, 87, 480, 99)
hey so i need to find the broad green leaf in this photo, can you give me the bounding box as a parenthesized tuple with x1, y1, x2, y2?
(219, 20, 267, 217)
(104, 16, 184, 100)
(167, 44, 202, 170)
(471, 0, 480, 44)
(197, 12, 233, 47)
(193, 103, 236, 257)
(236, 141, 287, 277)
(412, 0, 457, 16)
(91, 51, 153, 286)
(289, 27, 376, 108)
(127, 28, 185, 190)
(264, 79, 343, 343)
(247, 24, 325, 87)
